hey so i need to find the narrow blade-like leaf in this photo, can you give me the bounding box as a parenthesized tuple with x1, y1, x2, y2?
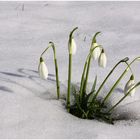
(91, 75, 97, 92)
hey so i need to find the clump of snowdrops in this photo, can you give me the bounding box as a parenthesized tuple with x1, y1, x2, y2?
(38, 27, 140, 124)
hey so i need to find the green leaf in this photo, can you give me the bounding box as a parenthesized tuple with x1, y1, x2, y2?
(82, 77, 86, 92)
(91, 75, 97, 92)
(80, 77, 87, 101)
(86, 90, 95, 101)
(83, 76, 97, 107)
(86, 91, 96, 107)
(74, 93, 87, 118)
(73, 91, 81, 109)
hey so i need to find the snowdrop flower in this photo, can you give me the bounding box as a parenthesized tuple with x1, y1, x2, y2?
(91, 43, 102, 60)
(38, 57, 48, 79)
(68, 38, 77, 55)
(124, 75, 135, 97)
(98, 49, 107, 68)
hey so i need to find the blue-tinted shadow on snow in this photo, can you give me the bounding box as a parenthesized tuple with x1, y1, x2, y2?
(0, 86, 13, 93)
(0, 68, 58, 96)
(17, 68, 55, 78)
(0, 72, 25, 78)
(114, 87, 124, 94)
(0, 69, 55, 83)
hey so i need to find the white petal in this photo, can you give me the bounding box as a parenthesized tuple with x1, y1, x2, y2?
(129, 84, 136, 97)
(92, 47, 101, 60)
(68, 38, 77, 55)
(39, 61, 48, 79)
(124, 80, 135, 96)
(98, 52, 107, 68)
(91, 43, 101, 60)
(130, 87, 135, 97)
(124, 81, 129, 94)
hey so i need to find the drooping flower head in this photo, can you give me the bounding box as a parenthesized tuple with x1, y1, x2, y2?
(38, 57, 48, 79)
(68, 27, 78, 55)
(68, 38, 77, 55)
(124, 74, 135, 97)
(98, 49, 107, 68)
(91, 32, 102, 60)
(91, 42, 102, 60)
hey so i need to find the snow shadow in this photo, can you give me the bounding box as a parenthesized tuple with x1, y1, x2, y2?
(0, 69, 140, 122)
(0, 72, 25, 78)
(0, 68, 56, 95)
(112, 100, 140, 121)
(87, 83, 140, 122)
(17, 68, 55, 82)
(114, 87, 124, 94)
(0, 68, 55, 82)
(0, 86, 13, 93)
(16, 68, 67, 100)
(0, 68, 68, 101)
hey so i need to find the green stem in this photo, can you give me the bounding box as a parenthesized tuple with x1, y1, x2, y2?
(80, 58, 88, 101)
(79, 46, 102, 101)
(41, 46, 51, 57)
(69, 27, 78, 42)
(80, 53, 91, 93)
(83, 55, 92, 93)
(40, 42, 60, 99)
(80, 54, 91, 102)
(67, 53, 72, 112)
(54, 58, 60, 99)
(107, 82, 140, 113)
(49, 42, 60, 99)
(92, 57, 129, 103)
(101, 57, 140, 105)
(67, 27, 78, 112)
(82, 32, 101, 94)
(91, 32, 101, 44)
(102, 70, 127, 105)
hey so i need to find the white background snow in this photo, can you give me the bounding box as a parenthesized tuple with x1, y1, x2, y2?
(0, 1, 140, 138)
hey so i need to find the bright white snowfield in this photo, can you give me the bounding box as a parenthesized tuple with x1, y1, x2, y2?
(1, 1, 140, 139)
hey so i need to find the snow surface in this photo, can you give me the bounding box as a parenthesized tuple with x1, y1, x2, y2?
(0, 1, 140, 138)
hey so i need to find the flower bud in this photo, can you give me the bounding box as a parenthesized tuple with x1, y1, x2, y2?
(38, 57, 48, 79)
(68, 38, 77, 55)
(91, 43, 102, 60)
(98, 49, 107, 68)
(124, 75, 135, 97)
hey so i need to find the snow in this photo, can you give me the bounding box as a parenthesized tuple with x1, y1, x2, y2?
(0, 1, 140, 138)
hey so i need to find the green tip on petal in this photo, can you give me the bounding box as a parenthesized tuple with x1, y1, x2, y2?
(40, 57, 44, 62)
(130, 74, 134, 80)
(101, 49, 104, 53)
